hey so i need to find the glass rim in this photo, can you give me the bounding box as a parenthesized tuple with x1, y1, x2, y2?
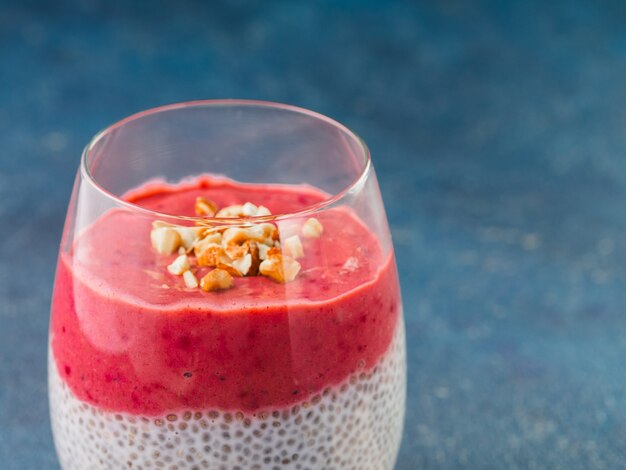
(80, 99, 372, 223)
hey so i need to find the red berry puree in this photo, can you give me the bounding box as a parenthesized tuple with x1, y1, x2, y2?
(50, 177, 400, 415)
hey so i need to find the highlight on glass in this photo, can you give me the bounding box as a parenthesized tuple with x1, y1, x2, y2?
(48, 100, 406, 469)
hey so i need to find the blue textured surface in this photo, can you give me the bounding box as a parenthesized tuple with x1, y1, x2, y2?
(2, 0, 626, 468)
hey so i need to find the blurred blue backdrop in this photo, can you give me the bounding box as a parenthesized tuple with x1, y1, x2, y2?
(2, 0, 626, 468)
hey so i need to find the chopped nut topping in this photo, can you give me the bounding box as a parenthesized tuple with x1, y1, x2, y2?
(182, 270, 199, 288)
(167, 254, 190, 275)
(283, 235, 304, 259)
(151, 227, 182, 255)
(259, 253, 301, 283)
(195, 197, 218, 217)
(200, 268, 234, 291)
(151, 199, 313, 291)
(302, 217, 323, 238)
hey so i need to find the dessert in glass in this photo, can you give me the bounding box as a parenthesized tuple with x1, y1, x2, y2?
(48, 101, 406, 469)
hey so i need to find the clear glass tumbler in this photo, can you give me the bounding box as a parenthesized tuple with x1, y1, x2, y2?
(48, 100, 406, 469)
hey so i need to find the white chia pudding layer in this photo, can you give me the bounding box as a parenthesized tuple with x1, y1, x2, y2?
(49, 318, 405, 470)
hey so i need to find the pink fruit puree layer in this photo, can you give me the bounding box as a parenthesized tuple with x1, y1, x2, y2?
(50, 177, 400, 415)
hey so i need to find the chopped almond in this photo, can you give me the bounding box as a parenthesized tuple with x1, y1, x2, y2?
(250, 223, 278, 242)
(182, 270, 199, 288)
(246, 240, 261, 276)
(195, 197, 218, 217)
(242, 202, 259, 217)
(221, 227, 251, 259)
(193, 232, 223, 255)
(222, 227, 251, 246)
(242, 202, 272, 217)
(222, 226, 273, 259)
(225, 245, 248, 260)
(232, 253, 253, 276)
(216, 202, 271, 218)
(200, 269, 234, 291)
(256, 206, 271, 217)
(259, 253, 301, 283)
(267, 247, 281, 257)
(302, 217, 323, 238)
(174, 226, 204, 251)
(257, 243, 271, 260)
(216, 262, 243, 277)
(196, 243, 224, 267)
(152, 220, 175, 229)
(283, 235, 304, 259)
(222, 224, 276, 246)
(151, 227, 182, 255)
(167, 254, 190, 275)
(216, 205, 244, 218)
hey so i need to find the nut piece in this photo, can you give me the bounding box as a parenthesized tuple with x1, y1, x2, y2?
(200, 268, 234, 291)
(259, 253, 301, 283)
(223, 224, 276, 245)
(182, 270, 199, 288)
(216, 205, 244, 218)
(232, 253, 252, 276)
(174, 227, 204, 251)
(246, 240, 261, 276)
(302, 218, 323, 238)
(221, 227, 251, 247)
(193, 232, 223, 254)
(195, 197, 218, 217)
(216, 202, 271, 218)
(257, 243, 271, 260)
(151, 227, 182, 255)
(221, 225, 276, 259)
(242, 202, 272, 217)
(255, 206, 271, 217)
(167, 254, 190, 275)
(221, 227, 250, 259)
(282, 235, 304, 259)
(248, 223, 278, 242)
(196, 243, 224, 267)
(216, 262, 243, 277)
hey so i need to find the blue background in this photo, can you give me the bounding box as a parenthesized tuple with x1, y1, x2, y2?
(2, 0, 626, 468)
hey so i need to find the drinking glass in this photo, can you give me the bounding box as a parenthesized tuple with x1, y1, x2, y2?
(49, 100, 406, 469)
